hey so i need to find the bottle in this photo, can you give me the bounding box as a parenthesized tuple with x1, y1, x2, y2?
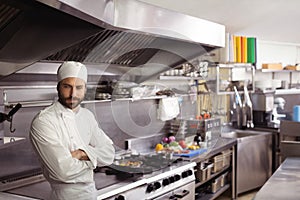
(194, 134, 202, 146)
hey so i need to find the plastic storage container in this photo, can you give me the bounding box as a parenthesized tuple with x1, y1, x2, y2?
(293, 105, 300, 122)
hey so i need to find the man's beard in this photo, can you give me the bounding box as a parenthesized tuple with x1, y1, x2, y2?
(58, 93, 83, 110)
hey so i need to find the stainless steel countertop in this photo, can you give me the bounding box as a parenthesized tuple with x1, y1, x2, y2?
(254, 157, 300, 200)
(188, 137, 237, 163)
(5, 169, 123, 199)
(0, 192, 36, 200)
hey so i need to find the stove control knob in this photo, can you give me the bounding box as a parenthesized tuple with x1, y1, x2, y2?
(162, 178, 170, 186)
(154, 182, 161, 190)
(181, 171, 188, 178)
(174, 174, 181, 181)
(169, 176, 175, 183)
(115, 195, 125, 200)
(187, 169, 193, 176)
(146, 184, 154, 193)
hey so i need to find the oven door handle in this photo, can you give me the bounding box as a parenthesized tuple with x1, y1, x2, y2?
(173, 189, 190, 199)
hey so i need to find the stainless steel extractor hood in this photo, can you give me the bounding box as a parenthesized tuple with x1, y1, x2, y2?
(0, 0, 225, 81)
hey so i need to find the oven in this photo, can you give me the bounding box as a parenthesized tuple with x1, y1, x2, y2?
(150, 182, 194, 200)
(108, 181, 195, 200)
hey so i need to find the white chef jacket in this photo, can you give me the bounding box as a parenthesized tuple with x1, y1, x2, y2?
(30, 101, 115, 200)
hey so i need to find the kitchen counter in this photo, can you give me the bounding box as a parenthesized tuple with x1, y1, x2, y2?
(4, 166, 140, 199)
(188, 137, 237, 163)
(0, 192, 35, 199)
(254, 157, 300, 200)
(3, 137, 237, 199)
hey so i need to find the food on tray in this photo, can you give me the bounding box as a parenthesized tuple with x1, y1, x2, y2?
(156, 136, 202, 154)
(188, 144, 200, 150)
(178, 140, 187, 149)
(161, 136, 176, 144)
(162, 137, 169, 143)
(155, 143, 164, 152)
(173, 149, 190, 154)
(168, 136, 176, 142)
(118, 160, 143, 167)
(169, 141, 179, 147)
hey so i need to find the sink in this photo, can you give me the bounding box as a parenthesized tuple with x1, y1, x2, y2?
(221, 131, 259, 139)
(220, 130, 266, 141)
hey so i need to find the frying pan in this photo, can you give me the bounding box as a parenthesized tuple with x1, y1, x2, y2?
(108, 154, 180, 174)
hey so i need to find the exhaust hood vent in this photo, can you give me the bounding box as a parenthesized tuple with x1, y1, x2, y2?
(0, 0, 225, 79)
(44, 30, 159, 66)
(43, 29, 215, 67)
(0, 0, 102, 76)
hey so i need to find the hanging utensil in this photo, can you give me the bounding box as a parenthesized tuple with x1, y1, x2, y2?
(0, 103, 22, 132)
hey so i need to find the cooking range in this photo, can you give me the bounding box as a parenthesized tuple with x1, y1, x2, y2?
(3, 151, 196, 200)
(95, 152, 196, 200)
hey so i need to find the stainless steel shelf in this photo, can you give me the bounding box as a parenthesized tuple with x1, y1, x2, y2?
(4, 95, 173, 108)
(195, 184, 230, 200)
(195, 166, 230, 188)
(159, 75, 213, 81)
(0, 137, 26, 150)
(216, 64, 255, 95)
(260, 69, 300, 73)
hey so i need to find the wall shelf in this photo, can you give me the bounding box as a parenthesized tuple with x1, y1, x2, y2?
(215, 64, 255, 94)
(259, 69, 300, 73)
(257, 69, 300, 88)
(0, 137, 26, 150)
(159, 75, 210, 81)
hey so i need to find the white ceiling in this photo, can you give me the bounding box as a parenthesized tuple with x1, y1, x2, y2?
(139, 0, 300, 44)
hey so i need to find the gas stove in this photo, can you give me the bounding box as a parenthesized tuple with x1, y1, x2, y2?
(96, 157, 196, 200)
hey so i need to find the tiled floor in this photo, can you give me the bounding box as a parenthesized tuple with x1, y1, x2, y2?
(216, 188, 259, 200)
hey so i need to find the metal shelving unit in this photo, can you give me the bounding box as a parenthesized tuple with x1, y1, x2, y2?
(258, 68, 300, 89)
(215, 64, 255, 95)
(193, 143, 236, 200)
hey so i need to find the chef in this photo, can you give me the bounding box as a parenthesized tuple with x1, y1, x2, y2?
(29, 61, 115, 200)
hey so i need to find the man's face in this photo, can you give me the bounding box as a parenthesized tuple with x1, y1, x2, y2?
(58, 77, 86, 110)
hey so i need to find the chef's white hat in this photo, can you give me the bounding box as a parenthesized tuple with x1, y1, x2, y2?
(57, 61, 87, 83)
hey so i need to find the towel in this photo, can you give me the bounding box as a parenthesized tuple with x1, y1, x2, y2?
(157, 97, 180, 121)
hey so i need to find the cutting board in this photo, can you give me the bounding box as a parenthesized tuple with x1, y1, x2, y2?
(174, 148, 207, 158)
